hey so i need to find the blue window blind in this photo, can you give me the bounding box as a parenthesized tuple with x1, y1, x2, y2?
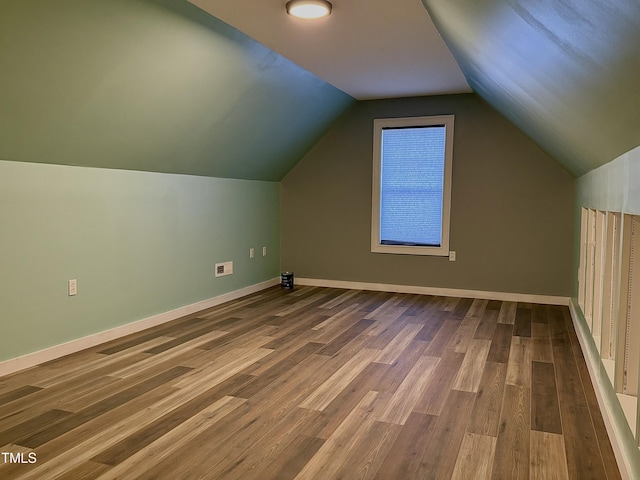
(379, 125, 446, 247)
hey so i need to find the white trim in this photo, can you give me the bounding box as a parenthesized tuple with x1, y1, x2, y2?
(0, 278, 280, 378)
(569, 298, 635, 480)
(295, 277, 570, 306)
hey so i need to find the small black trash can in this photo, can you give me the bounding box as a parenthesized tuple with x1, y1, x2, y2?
(281, 271, 294, 289)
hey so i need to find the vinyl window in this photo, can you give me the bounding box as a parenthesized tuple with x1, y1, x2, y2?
(371, 115, 454, 256)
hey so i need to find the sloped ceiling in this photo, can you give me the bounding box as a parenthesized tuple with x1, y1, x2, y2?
(3, 0, 638, 181)
(0, 0, 353, 181)
(421, 0, 640, 177)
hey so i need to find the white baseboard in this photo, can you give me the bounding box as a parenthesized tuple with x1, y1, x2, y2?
(0, 277, 280, 378)
(295, 277, 570, 306)
(568, 298, 636, 480)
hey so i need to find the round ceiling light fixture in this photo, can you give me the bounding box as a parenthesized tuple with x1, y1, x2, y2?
(286, 0, 332, 19)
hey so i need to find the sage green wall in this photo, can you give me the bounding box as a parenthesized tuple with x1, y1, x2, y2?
(577, 145, 640, 215)
(0, 0, 353, 181)
(0, 160, 280, 362)
(281, 94, 574, 296)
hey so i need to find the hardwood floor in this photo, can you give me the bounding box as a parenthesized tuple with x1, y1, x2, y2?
(0, 286, 621, 479)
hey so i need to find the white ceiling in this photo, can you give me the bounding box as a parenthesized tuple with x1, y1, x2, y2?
(188, 0, 471, 100)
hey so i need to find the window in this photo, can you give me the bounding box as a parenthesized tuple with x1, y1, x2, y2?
(371, 115, 454, 256)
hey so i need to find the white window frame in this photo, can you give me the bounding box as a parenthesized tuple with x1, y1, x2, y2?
(371, 115, 454, 256)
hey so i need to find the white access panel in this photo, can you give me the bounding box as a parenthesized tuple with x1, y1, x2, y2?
(602, 212, 621, 362)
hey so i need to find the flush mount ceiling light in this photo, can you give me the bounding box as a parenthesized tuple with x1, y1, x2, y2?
(286, 0, 332, 19)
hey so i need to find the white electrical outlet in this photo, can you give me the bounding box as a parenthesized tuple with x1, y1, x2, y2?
(262, 246, 267, 256)
(215, 261, 233, 277)
(250, 248, 255, 259)
(68, 279, 78, 296)
(449, 251, 456, 262)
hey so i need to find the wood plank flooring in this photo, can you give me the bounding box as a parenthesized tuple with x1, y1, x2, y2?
(0, 286, 621, 479)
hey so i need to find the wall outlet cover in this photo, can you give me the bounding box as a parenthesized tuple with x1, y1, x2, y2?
(68, 279, 78, 296)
